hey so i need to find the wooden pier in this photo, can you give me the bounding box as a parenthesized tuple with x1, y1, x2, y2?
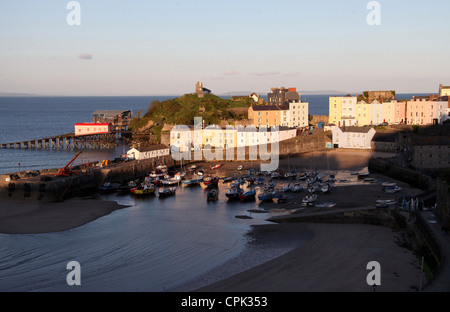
(0, 132, 120, 150)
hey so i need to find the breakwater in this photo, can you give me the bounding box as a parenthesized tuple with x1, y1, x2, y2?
(0, 155, 175, 202)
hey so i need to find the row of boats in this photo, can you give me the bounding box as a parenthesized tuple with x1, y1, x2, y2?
(100, 164, 339, 206)
(100, 180, 177, 198)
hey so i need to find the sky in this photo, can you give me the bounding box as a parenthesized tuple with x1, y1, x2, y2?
(1, 0, 449, 96)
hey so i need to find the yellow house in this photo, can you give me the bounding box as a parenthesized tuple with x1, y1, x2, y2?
(329, 97, 343, 126)
(248, 105, 285, 128)
(439, 84, 450, 97)
(355, 101, 370, 126)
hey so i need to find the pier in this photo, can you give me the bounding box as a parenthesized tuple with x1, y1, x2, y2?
(0, 132, 121, 150)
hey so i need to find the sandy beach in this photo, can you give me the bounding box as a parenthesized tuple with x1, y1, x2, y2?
(0, 197, 129, 234)
(196, 222, 423, 292)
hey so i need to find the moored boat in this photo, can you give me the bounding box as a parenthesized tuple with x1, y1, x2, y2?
(291, 184, 303, 192)
(100, 182, 121, 194)
(204, 176, 220, 188)
(207, 189, 219, 202)
(272, 192, 288, 204)
(382, 182, 396, 188)
(239, 189, 256, 202)
(302, 193, 317, 206)
(384, 185, 402, 193)
(116, 181, 137, 193)
(184, 175, 203, 186)
(210, 164, 222, 170)
(258, 189, 276, 201)
(158, 186, 177, 198)
(226, 186, 243, 200)
(134, 184, 156, 195)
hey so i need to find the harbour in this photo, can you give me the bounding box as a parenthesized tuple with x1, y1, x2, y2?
(0, 96, 447, 293)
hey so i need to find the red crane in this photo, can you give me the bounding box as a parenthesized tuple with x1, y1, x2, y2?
(56, 151, 83, 177)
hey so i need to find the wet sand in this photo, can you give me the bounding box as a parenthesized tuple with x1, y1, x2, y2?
(197, 222, 422, 292)
(0, 197, 129, 234)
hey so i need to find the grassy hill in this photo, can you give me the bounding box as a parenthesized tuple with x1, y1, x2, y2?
(130, 93, 252, 133)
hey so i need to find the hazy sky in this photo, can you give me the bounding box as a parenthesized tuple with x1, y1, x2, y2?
(1, 0, 449, 96)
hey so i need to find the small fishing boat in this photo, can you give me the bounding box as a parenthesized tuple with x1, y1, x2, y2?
(134, 184, 156, 196)
(162, 178, 180, 186)
(162, 172, 183, 186)
(302, 194, 317, 206)
(226, 186, 243, 200)
(320, 183, 332, 193)
(376, 199, 396, 205)
(358, 172, 370, 179)
(204, 176, 220, 188)
(149, 165, 168, 178)
(100, 182, 121, 194)
(116, 181, 137, 193)
(258, 189, 276, 201)
(184, 175, 203, 186)
(222, 176, 234, 183)
(158, 186, 177, 198)
(272, 192, 288, 204)
(384, 185, 402, 193)
(203, 176, 213, 185)
(207, 189, 219, 202)
(382, 182, 396, 188)
(282, 183, 292, 192)
(210, 164, 222, 170)
(270, 171, 280, 179)
(197, 170, 205, 177)
(239, 189, 256, 202)
(291, 184, 303, 192)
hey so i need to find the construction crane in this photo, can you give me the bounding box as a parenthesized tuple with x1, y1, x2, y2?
(56, 151, 83, 177)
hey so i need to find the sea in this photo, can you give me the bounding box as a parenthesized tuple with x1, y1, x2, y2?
(0, 93, 421, 292)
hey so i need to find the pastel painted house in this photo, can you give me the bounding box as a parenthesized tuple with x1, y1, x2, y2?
(332, 126, 376, 149)
(382, 100, 406, 124)
(406, 96, 448, 125)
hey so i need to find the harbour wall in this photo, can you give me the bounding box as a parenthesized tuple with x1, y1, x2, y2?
(0, 155, 175, 202)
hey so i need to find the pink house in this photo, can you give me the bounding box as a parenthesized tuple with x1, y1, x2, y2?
(383, 100, 406, 124)
(406, 95, 448, 125)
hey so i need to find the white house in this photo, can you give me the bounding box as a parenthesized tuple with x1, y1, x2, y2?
(287, 100, 309, 128)
(368, 100, 384, 126)
(127, 144, 170, 160)
(341, 95, 357, 126)
(332, 126, 376, 149)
